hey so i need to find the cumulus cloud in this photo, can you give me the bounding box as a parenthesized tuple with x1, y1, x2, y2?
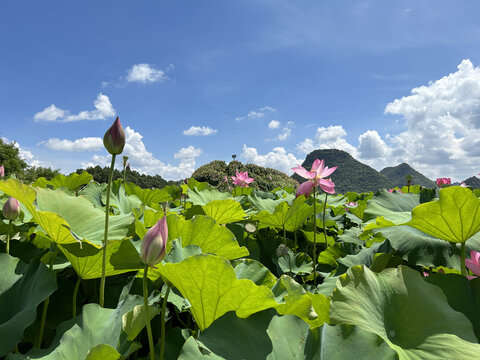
(34, 93, 115, 123)
(268, 120, 280, 129)
(241, 144, 302, 174)
(270, 121, 293, 141)
(1, 137, 50, 168)
(126, 63, 167, 83)
(39, 137, 103, 151)
(296, 125, 358, 156)
(81, 126, 201, 180)
(357, 130, 390, 159)
(183, 126, 218, 136)
(383, 59, 480, 180)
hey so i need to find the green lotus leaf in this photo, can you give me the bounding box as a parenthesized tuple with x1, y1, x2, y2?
(277, 249, 313, 275)
(180, 311, 395, 360)
(247, 194, 287, 213)
(165, 215, 248, 260)
(330, 265, 480, 358)
(202, 199, 246, 224)
(84, 345, 121, 360)
(58, 239, 142, 279)
(187, 188, 232, 206)
(124, 182, 172, 205)
(35, 187, 134, 247)
(122, 304, 161, 342)
(364, 189, 420, 224)
(405, 186, 480, 243)
(254, 196, 313, 232)
(234, 258, 277, 287)
(8, 298, 144, 360)
(156, 254, 277, 330)
(33, 171, 93, 191)
(101, 181, 142, 215)
(0, 255, 57, 357)
(77, 181, 105, 208)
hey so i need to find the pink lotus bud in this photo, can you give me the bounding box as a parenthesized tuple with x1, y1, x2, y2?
(103, 117, 125, 155)
(140, 216, 168, 266)
(0, 165, 4, 178)
(2, 197, 21, 220)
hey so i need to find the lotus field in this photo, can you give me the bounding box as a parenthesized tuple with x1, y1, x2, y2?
(2, 119, 480, 359)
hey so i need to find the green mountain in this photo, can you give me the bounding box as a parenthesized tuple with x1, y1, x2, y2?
(464, 176, 480, 189)
(292, 149, 394, 194)
(192, 160, 298, 191)
(380, 163, 435, 188)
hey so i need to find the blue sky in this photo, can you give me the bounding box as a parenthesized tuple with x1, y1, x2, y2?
(2, 1, 480, 181)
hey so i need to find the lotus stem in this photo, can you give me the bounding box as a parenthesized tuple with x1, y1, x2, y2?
(143, 265, 155, 360)
(100, 154, 116, 308)
(461, 242, 466, 276)
(312, 188, 317, 287)
(323, 193, 328, 247)
(35, 246, 56, 348)
(72, 277, 81, 318)
(283, 225, 286, 245)
(6, 219, 11, 254)
(159, 284, 171, 360)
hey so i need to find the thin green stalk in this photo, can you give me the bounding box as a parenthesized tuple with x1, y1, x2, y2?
(143, 265, 155, 360)
(283, 225, 286, 245)
(312, 188, 317, 287)
(323, 193, 328, 247)
(461, 242, 466, 276)
(294, 231, 297, 252)
(6, 219, 12, 254)
(72, 277, 81, 318)
(100, 154, 116, 308)
(35, 246, 56, 348)
(160, 285, 171, 360)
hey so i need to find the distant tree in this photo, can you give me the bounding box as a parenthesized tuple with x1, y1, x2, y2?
(77, 166, 168, 189)
(0, 138, 28, 177)
(22, 166, 61, 184)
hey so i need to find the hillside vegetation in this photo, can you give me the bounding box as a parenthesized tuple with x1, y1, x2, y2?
(292, 149, 394, 193)
(380, 162, 435, 188)
(192, 160, 298, 190)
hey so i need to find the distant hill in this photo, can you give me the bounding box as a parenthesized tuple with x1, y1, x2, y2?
(192, 160, 298, 191)
(292, 149, 394, 194)
(464, 176, 480, 189)
(380, 163, 435, 188)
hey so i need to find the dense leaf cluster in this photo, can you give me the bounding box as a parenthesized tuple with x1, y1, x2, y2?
(192, 160, 298, 190)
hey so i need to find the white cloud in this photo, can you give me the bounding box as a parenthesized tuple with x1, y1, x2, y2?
(241, 144, 302, 174)
(81, 126, 202, 180)
(357, 130, 390, 159)
(235, 106, 275, 121)
(296, 125, 358, 156)
(34, 93, 115, 123)
(39, 137, 103, 151)
(383, 59, 480, 180)
(1, 137, 50, 168)
(259, 106, 277, 112)
(268, 120, 280, 129)
(272, 121, 293, 141)
(126, 63, 167, 84)
(183, 126, 218, 136)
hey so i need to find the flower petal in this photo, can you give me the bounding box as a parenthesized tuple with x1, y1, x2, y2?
(292, 165, 316, 180)
(296, 180, 314, 198)
(311, 159, 324, 172)
(320, 166, 337, 178)
(318, 178, 335, 194)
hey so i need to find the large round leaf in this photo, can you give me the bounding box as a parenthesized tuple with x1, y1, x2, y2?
(202, 199, 246, 224)
(330, 265, 480, 358)
(0, 255, 57, 356)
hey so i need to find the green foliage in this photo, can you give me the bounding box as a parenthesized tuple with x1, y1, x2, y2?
(0, 138, 28, 177)
(380, 162, 435, 188)
(192, 160, 298, 191)
(77, 165, 168, 189)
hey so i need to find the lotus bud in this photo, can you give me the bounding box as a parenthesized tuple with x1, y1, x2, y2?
(0, 165, 4, 178)
(140, 216, 168, 266)
(2, 197, 21, 220)
(103, 117, 125, 155)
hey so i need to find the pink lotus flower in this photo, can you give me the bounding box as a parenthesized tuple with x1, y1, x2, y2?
(388, 188, 404, 193)
(292, 159, 336, 197)
(231, 171, 254, 187)
(466, 250, 480, 279)
(436, 177, 451, 188)
(140, 216, 168, 266)
(0, 165, 4, 178)
(344, 202, 358, 212)
(460, 181, 468, 187)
